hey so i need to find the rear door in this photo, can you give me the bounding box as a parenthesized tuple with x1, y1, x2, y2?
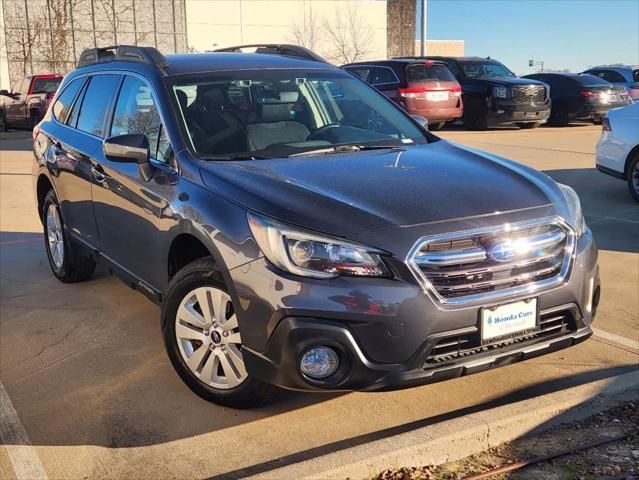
(91, 74, 172, 289)
(5, 78, 28, 124)
(44, 75, 108, 246)
(403, 63, 460, 112)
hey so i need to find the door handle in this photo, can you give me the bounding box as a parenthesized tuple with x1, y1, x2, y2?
(91, 164, 107, 183)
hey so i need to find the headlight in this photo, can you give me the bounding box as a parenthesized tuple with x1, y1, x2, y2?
(493, 86, 508, 98)
(247, 212, 390, 279)
(558, 184, 586, 237)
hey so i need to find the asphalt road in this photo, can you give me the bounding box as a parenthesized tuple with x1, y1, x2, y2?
(1, 125, 637, 479)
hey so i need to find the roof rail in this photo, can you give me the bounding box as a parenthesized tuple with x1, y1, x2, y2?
(77, 45, 169, 73)
(213, 44, 328, 63)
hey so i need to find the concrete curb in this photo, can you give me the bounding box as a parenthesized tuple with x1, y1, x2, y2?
(251, 370, 639, 479)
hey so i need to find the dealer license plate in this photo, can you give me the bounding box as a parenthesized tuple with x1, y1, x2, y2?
(426, 91, 449, 101)
(481, 298, 538, 342)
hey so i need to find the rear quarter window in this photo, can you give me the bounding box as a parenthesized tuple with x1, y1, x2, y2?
(576, 74, 611, 86)
(406, 64, 455, 82)
(52, 78, 84, 122)
(76, 75, 121, 137)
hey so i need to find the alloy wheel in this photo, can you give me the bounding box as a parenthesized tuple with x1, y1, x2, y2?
(633, 161, 639, 195)
(46, 204, 64, 269)
(175, 286, 247, 389)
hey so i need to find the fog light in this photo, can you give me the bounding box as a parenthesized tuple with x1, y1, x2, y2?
(300, 347, 339, 379)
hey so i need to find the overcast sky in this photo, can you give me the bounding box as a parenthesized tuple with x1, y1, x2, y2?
(417, 0, 639, 74)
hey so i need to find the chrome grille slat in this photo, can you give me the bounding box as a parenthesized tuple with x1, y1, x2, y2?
(424, 245, 565, 279)
(407, 217, 575, 304)
(512, 85, 546, 104)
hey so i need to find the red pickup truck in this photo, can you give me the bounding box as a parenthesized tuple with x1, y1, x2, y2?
(0, 75, 63, 131)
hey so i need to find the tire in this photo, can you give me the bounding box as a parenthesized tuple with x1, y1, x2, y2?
(0, 110, 6, 132)
(517, 122, 542, 129)
(42, 190, 96, 283)
(462, 99, 488, 130)
(161, 257, 278, 408)
(549, 108, 569, 126)
(30, 110, 42, 129)
(627, 154, 639, 203)
(429, 122, 445, 131)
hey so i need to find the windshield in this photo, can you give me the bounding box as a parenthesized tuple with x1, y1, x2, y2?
(32, 77, 62, 93)
(169, 69, 429, 159)
(406, 64, 456, 82)
(461, 61, 514, 78)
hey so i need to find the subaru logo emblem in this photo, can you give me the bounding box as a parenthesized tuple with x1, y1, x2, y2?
(489, 241, 519, 262)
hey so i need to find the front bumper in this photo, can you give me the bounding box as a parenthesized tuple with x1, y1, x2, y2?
(486, 99, 551, 126)
(231, 226, 600, 392)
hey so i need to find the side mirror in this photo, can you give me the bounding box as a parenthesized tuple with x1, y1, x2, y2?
(103, 134, 154, 181)
(104, 134, 149, 164)
(412, 115, 429, 130)
(0, 89, 10, 97)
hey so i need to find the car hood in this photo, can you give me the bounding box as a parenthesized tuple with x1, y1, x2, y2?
(199, 140, 564, 238)
(474, 76, 547, 87)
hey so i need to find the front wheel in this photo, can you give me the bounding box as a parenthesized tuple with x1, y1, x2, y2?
(517, 122, 542, 129)
(161, 257, 278, 408)
(627, 154, 639, 203)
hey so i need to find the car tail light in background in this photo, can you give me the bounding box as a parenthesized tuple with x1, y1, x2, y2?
(45, 92, 55, 107)
(580, 90, 597, 97)
(399, 87, 460, 100)
(601, 117, 611, 132)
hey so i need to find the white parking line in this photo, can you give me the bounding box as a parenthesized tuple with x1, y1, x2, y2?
(0, 382, 48, 480)
(593, 327, 639, 350)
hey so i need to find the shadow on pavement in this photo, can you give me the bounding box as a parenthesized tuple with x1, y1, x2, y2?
(544, 168, 639, 254)
(207, 365, 638, 480)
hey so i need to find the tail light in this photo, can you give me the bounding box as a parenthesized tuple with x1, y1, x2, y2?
(45, 92, 55, 107)
(580, 90, 597, 97)
(601, 117, 611, 132)
(399, 87, 426, 98)
(450, 85, 462, 98)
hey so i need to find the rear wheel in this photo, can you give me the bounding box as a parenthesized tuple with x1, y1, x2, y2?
(627, 154, 639, 203)
(42, 190, 96, 282)
(161, 257, 278, 408)
(517, 122, 542, 129)
(462, 99, 488, 130)
(30, 110, 42, 129)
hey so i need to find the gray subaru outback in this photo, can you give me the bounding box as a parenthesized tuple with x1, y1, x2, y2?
(32, 45, 600, 408)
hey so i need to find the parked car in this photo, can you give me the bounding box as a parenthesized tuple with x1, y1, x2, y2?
(341, 59, 463, 130)
(33, 44, 599, 408)
(582, 65, 639, 101)
(523, 73, 630, 125)
(596, 102, 639, 201)
(0, 74, 63, 131)
(398, 56, 551, 130)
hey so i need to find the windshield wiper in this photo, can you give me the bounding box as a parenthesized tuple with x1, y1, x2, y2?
(289, 144, 407, 157)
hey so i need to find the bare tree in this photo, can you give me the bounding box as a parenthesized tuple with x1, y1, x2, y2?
(322, 3, 373, 64)
(289, 10, 322, 52)
(3, 6, 43, 79)
(44, 0, 84, 73)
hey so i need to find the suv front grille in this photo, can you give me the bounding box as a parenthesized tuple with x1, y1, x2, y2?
(512, 85, 547, 104)
(424, 308, 577, 368)
(408, 218, 575, 304)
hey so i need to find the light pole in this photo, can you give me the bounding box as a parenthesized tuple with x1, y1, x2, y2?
(420, 0, 427, 56)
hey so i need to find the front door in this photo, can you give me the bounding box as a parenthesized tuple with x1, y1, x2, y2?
(91, 74, 172, 289)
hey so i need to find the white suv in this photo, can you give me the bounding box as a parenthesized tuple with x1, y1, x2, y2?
(596, 102, 639, 202)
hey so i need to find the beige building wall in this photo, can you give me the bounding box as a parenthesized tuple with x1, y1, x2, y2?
(186, 0, 388, 63)
(414, 40, 465, 57)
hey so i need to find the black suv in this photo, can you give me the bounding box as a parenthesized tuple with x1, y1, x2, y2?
(33, 45, 599, 408)
(401, 56, 551, 130)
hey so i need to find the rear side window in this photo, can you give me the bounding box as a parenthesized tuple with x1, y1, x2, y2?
(345, 67, 372, 82)
(370, 67, 398, 86)
(406, 64, 456, 82)
(52, 78, 84, 122)
(76, 75, 121, 137)
(111, 76, 167, 162)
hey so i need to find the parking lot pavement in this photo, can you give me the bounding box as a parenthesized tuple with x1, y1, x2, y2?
(1, 127, 637, 479)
